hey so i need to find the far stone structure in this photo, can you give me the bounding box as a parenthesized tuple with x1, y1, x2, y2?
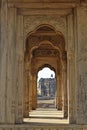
(37, 78, 56, 97)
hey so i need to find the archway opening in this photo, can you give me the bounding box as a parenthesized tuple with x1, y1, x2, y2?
(23, 24, 69, 124)
(37, 67, 56, 109)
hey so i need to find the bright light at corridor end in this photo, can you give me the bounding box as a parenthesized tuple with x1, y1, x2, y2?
(38, 67, 55, 81)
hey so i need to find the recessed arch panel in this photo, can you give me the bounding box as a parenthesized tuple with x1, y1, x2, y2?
(25, 24, 66, 56)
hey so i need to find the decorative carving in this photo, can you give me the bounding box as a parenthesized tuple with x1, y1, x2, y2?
(24, 16, 66, 38)
(26, 34, 65, 52)
(33, 49, 59, 57)
(0, 127, 87, 130)
(62, 51, 67, 61)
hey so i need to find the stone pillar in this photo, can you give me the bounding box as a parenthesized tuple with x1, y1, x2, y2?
(76, 6, 87, 124)
(32, 74, 37, 110)
(68, 52, 76, 123)
(62, 52, 68, 118)
(29, 73, 33, 111)
(6, 7, 17, 124)
(23, 61, 29, 118)
(67, 13, 76, 123)
(56, 76, 58, 109)
(15, 14, 24, 124)
(57, 74, 62, 110)
(0, 0, 8, 123)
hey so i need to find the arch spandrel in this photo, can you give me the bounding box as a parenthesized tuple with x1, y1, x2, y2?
(26, 35, 65, 52)
(30, 58, 58, 75)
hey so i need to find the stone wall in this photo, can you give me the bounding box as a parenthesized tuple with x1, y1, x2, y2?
(76, 6, 87, 124)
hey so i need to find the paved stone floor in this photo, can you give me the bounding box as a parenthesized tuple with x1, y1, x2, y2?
(23, 99, 69, 124)
(37, 99, 56, 108)
(23, 109, 69, 124)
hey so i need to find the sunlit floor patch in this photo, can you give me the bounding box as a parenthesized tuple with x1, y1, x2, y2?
(23, 118, 69, 124)
(23, 108, 69, 124)
(29, 108, 64, 118)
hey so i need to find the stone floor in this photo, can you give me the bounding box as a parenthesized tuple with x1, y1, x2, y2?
(23, 108, 69, 124)
(23, 99, 69, 125)
(37, 98, 56, 108)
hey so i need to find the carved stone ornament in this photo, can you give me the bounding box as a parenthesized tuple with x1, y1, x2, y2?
(24, 16, 66, 38)
(62, 51, 67, 60)
(33, 49, 60, 57)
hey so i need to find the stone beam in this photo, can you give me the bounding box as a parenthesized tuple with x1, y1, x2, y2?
(17, 8, 73, 16)
(8, 2, 77, 8)
(8, 0, 80, 3)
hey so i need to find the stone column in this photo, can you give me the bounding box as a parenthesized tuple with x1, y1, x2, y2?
(57, 74, 62, 110)
(62, 52, 68, 118)
(75, 6, 87, 124)
(32, 74, 37, 110)
(55, 76, 57, 109)
(67, 13, 76, 123)
(0, 0, 8, 123)
(23, 61, 29, 118)
(68, 52, 76, 123)
(15, 14, 24, 123)
(6, 7, 17, 124)
(29, 73, 33, 111)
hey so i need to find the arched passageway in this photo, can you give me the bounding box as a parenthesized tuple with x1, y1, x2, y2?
(37, 67, 56, 109)
(23, 24, 68, 122)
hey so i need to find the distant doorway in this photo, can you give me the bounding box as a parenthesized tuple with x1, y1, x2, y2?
(37, 67, 56, 109)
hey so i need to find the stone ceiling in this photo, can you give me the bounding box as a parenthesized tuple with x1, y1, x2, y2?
(8, 0, 87, 10)
(8, 0, 79, 2)
(8, 0, 87, 3)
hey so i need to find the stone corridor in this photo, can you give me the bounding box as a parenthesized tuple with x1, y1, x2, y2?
(1, 0, 87, 130)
